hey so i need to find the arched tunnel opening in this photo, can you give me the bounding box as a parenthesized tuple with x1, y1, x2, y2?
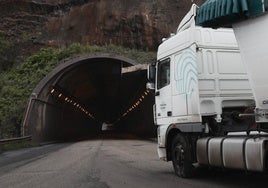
(22, 54, 155, 142)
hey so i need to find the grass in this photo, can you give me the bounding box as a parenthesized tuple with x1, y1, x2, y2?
(0, 141, 39, 153)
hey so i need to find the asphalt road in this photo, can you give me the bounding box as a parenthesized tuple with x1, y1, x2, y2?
(0, 134, 267, 188)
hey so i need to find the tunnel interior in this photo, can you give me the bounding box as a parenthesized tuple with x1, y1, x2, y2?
(24, 55, 155, 142)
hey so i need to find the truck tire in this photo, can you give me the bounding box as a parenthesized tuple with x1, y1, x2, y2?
(171, 134, 194, 178)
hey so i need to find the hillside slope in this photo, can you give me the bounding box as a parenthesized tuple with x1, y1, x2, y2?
(0, 0, 204, 67)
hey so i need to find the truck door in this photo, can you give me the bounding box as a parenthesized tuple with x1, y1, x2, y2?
(155, 58, 172, 124)
(172, 45, 200, 118)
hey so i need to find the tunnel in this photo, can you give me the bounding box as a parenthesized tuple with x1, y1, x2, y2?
(22, 54, 155, 142)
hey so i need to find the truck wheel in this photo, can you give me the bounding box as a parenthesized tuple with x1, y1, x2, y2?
(171, 134, 194, 178)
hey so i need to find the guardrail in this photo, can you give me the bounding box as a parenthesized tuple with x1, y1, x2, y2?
(0, 135, 32, 145)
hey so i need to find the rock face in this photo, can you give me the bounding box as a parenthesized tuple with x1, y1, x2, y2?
(0, 0, 205, 62)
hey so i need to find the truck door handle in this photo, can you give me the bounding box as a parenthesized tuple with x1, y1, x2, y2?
(167, 111, 172, 116)
(155, 91, 160, 96)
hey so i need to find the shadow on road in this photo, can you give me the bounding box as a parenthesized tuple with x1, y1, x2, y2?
(0, 142, 73, 175)
(193, 167, 267, 187)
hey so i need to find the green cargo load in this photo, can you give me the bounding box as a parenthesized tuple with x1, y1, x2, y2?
(196, 0, 268, 28)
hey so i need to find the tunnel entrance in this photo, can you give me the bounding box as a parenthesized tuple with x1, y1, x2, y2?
(22, 54, 155, 142)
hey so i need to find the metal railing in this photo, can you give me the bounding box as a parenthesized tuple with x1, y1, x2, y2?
(0, 135, 32, 145)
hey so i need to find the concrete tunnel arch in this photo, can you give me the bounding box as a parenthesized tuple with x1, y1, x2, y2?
(22, 53, 155, 142)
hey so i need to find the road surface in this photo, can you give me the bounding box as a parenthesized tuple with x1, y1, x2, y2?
(0, 134, 267, 188)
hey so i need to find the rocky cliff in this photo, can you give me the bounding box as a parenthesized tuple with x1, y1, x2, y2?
(0, 0, 205, 65)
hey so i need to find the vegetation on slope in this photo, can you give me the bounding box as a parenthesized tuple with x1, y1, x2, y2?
(0, 44, 156, 139)
(0, 32, 16, 72)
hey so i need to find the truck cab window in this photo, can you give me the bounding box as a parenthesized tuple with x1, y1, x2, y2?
(157, 59, 170, 90)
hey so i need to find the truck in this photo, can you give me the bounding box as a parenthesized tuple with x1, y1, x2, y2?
(147, 4, 268, 178)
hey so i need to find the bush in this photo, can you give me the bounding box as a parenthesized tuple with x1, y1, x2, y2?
(0, 33, 16, 72)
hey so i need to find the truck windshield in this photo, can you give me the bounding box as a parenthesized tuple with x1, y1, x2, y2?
(157, 59, 170, 90)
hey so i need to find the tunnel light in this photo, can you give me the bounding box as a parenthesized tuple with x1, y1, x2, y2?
(49, 87, 97, 121)
(110, 89, 151, 124)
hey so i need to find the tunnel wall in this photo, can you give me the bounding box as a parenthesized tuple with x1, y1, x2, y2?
(22, 53, 155, 142)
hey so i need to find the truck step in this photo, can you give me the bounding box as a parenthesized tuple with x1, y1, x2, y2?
(197, 136, 268, 172)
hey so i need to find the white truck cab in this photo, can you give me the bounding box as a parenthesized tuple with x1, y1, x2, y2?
(148, 4, 268, 178)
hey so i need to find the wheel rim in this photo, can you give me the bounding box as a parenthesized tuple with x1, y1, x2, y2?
(174, 143, 184, 168)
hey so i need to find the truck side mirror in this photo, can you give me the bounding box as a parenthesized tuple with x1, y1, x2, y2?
(147, 63, 156, 90)
(147, 63, 156, 82)
(146, 82, 155, 90)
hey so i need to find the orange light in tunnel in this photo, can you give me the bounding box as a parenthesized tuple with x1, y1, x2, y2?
(50, 87, 97, 121)
(111, 89, 151, 124)
(51, 87, 151, 125)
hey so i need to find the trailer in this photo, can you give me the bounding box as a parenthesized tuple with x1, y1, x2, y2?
(147, 4, 268, 178)
(197, 0, 268, 124)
